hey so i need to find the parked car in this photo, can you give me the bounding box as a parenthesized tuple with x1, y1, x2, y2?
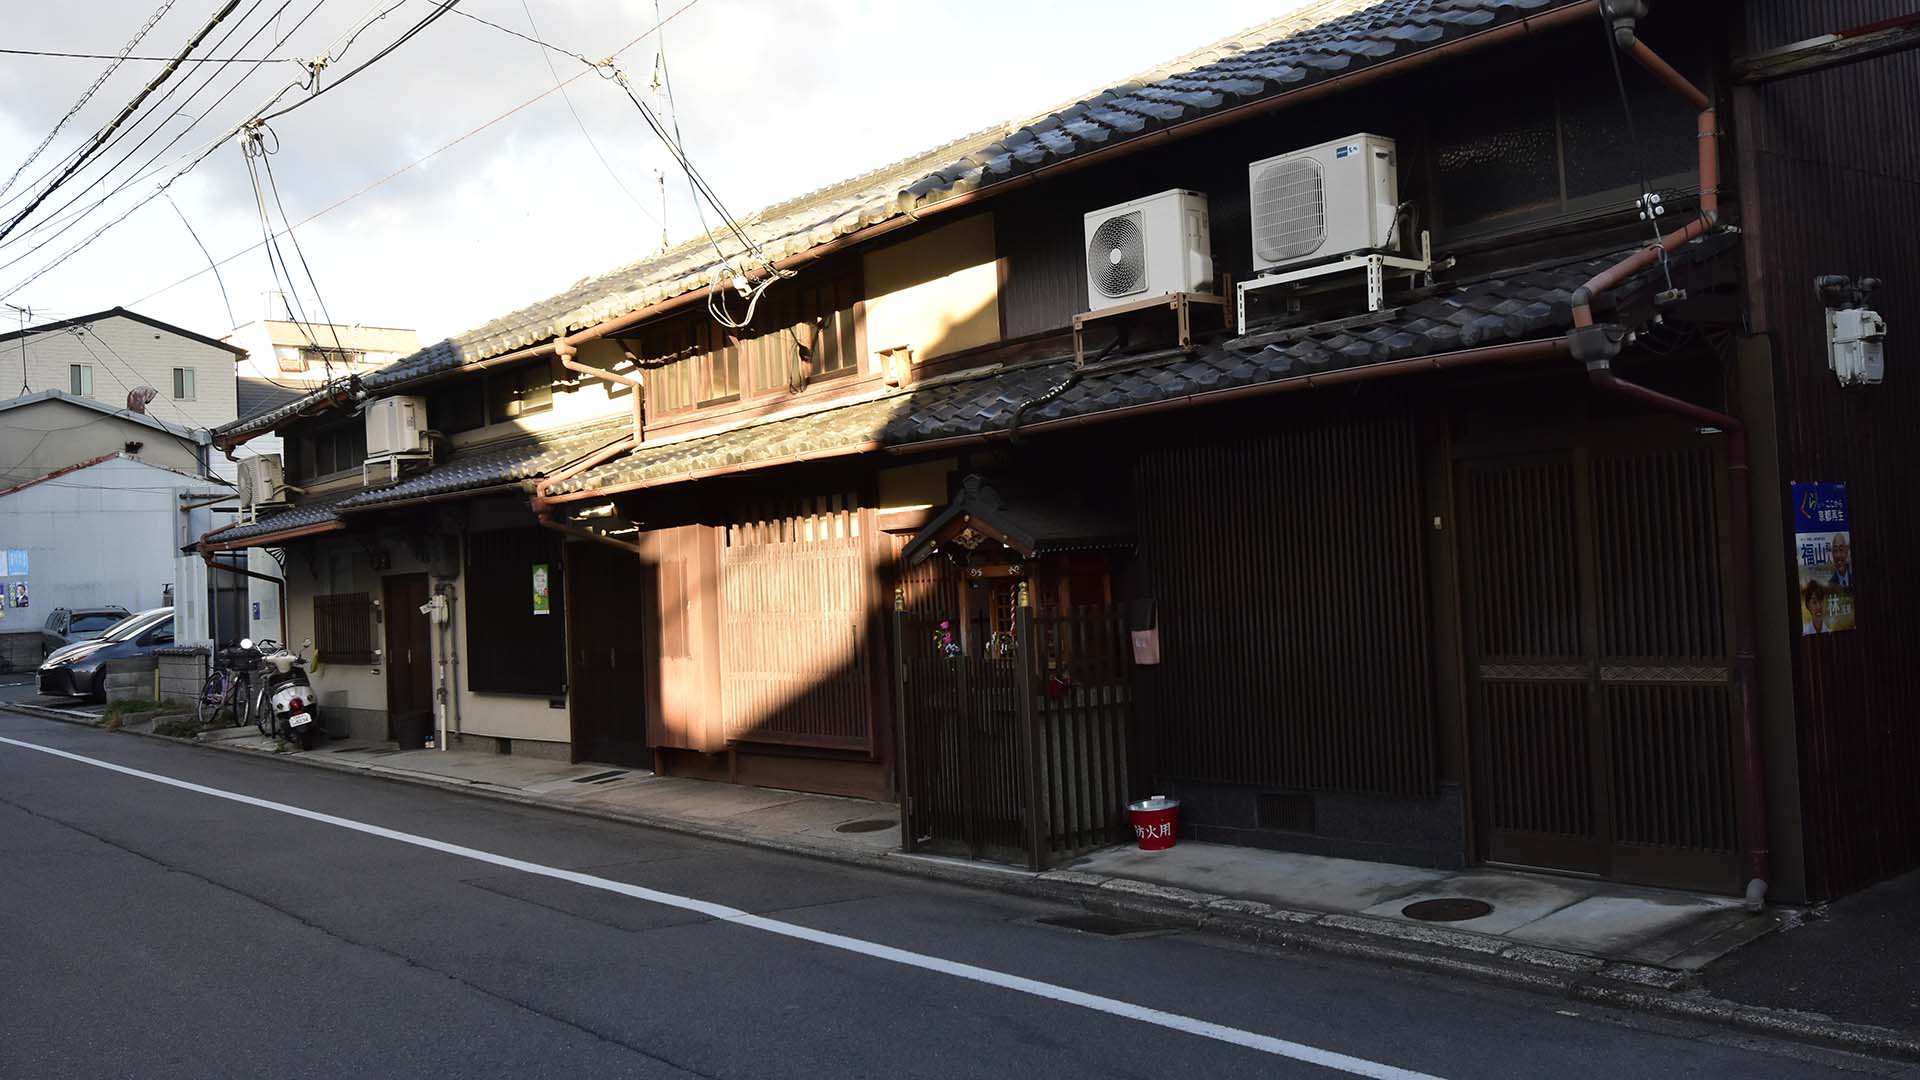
(40, 605, 131, 660)
(38, 607, 174, 701)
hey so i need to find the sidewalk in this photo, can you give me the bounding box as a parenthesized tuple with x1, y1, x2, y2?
(8, 699, 1918, 1062)
(206, 728, 1776, 978)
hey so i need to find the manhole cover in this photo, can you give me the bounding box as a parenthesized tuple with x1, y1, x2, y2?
(1036, 913, 1161, 936)
(834, 818, 896, 834)
(1401, 898, 1494, 922)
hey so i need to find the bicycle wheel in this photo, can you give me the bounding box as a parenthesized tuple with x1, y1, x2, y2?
(196, 674, 223, 727)
(251, 681, 274, 738)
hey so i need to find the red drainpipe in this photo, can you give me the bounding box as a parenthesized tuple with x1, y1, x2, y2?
(1571, 10, 1768, 908)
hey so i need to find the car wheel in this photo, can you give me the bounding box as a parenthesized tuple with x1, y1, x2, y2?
(90, 671, 107, 703)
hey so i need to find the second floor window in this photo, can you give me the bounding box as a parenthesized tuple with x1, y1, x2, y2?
(68, 364, 92, 397)
(487, 360, 556, 423)
(172, 367, 195, 400)
(299, 347, 365, 371)
(642, 270, 862, 419)
(304, 421, 368, 478)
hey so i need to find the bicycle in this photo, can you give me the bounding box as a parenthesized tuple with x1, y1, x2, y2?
(196, 656, 250, 729)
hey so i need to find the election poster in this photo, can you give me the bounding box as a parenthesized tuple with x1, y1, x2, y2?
(1792, 482, 1855, 635)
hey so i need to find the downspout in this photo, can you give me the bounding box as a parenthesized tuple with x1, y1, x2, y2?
(1571, 9, 1768, 909)
(200, 549, 287, 644)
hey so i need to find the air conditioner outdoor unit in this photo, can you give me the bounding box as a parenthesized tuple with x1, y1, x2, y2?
(237, 454, 285, 511)
(364, 396, 429, 460)
(1249, 133, 1399, 273)
(1083, 189, 1213, 312)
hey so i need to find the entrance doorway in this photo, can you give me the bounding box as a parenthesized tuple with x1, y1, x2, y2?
(1456, 442, 1741, 892)
(566, 540, 651, 768)
(383, 574, 433, 741)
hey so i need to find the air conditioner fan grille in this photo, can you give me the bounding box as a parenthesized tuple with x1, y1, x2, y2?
(1252, 157, 1327, 263)
(1088, 211, 1148, 298)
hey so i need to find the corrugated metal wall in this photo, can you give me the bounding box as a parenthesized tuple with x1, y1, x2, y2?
(1134, 403, 1435, 797)
(1742, 0, 1920, 897)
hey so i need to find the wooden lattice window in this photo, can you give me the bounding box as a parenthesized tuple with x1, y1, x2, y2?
(314, 593, 374, 664)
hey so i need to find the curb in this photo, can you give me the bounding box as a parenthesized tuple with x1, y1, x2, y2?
(7, 702, 1918, 1064)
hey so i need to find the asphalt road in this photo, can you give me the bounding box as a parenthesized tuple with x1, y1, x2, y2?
(1, 712, 1911, 1080)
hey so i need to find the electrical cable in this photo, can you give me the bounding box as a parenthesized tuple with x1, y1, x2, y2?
(0, 46, 294, 63)
(0, 0, 314, 261)
(0, 0, 246, 244)
(257, 0, 461, 121)
(0, 0, 449, 301)
(163, 193, 237, 331)
(121, 0, 706, 308)
(515, 0, 663, 230)
(0, 0, 180, 201)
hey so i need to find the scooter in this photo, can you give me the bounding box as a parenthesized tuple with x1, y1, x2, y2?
(243, 637, 320, 750)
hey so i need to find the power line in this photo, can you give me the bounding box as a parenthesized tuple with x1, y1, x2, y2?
(257, 0, 463, 122)
(163, 193, 236, 331)
(121, 0, 707, 309)
(516, 0, 663, 231)
(0, 0, 309, 260)
(0, 0, 464, 302)
(0, 46, 295, 63)
(0, 0, 246, 245)
(0, 0, 180, 201)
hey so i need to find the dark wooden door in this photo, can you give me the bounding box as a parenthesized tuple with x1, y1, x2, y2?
(383, 574, 434, 737)
(1457, 444, 1741, 892)
(566, 540, 651, 767)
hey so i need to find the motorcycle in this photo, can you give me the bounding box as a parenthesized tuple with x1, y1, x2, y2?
(243, 637, 321, 750)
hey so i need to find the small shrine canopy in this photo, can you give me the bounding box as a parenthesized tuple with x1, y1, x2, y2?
(901, 475, 1131, 567)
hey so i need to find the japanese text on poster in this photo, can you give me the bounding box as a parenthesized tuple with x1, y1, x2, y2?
(1792, 482, 1855, 635)
(532, 563, 551, 616)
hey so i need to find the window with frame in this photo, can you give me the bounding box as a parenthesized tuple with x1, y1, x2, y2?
(171, 367, 195, 400)
(314, 593, 375, 664)
(641, 270, 861, 419)
(300, 346, 366, 370)
(68, 364, 93, 396)
(1428, 30, 1702, 240)
(302, 421, 368, 478)
(486, 359, 556, 423)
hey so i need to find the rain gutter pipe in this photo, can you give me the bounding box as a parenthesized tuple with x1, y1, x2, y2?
(1570, 6, 1768, 909)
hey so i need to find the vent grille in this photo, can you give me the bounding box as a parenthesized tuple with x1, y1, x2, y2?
(1087, 211, 1148, 298)
(1252, 156, 1327, 264)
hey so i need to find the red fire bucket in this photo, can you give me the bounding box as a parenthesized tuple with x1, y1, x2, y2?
(1128, 796, 1180, 851)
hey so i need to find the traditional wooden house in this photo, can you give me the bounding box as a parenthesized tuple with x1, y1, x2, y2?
(207, 0, 1920, 904)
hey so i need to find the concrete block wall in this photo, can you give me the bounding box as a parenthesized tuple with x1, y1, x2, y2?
(105, 669, 156, 703)
(156, 649, 208, 704)
(0, 631, 41, 674)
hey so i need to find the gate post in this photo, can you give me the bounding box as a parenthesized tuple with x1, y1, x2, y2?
(1016, 591, 1046, 870)
(892, 594, 916, 853)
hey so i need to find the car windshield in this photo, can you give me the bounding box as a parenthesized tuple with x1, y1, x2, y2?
(100, 610, 167, 642)
(69, 614, 122, 634)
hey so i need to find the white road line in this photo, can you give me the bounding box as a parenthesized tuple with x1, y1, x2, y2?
(0, 734, 1445, 1080)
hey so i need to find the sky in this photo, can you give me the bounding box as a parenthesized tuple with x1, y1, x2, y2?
(0, 0, 1308, 347)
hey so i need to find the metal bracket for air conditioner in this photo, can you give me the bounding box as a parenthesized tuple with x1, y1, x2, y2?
(1236, 231, 1439, 335)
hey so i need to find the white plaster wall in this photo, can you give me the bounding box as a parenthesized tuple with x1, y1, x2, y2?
(0, 457, 198, 622)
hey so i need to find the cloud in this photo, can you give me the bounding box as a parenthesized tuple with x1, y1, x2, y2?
(0, 0, 1300, 343)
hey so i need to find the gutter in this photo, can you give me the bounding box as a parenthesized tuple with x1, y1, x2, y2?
(198, 520, 346, 552)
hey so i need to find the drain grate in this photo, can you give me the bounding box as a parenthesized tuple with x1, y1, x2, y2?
(1036, 913, 1162, 937)
(834, 818, 896, 834)
(1401, 898, 1494, 923)
(570, 770, 627, 784)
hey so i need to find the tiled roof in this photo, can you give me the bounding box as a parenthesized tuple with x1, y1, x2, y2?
(551, 235, 1739, 497)
(335, 420, 630, 509)
(218, 0, 1578, 440)
(204, 420, 633, 545)
(206, 489, 356, 545)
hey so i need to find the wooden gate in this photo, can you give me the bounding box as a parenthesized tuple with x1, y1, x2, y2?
(895, 603, 1135, 869)
(1458, 443, 1741, 892)
(718, 506, 874, 751)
